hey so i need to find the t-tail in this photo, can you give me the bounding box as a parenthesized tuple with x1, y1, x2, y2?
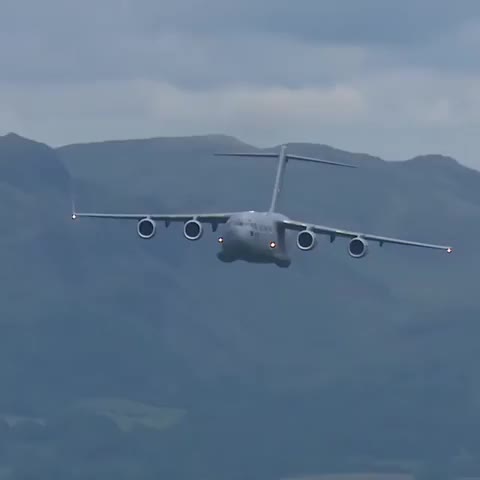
(214, 144, 356, 212)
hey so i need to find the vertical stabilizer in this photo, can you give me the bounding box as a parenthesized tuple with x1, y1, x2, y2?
(213, 144, 355, 213)
(269, 145, 287, 212)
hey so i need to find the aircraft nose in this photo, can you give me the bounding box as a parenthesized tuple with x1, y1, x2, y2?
(237, 225, 253, 241)
(226, 223, 252, 246)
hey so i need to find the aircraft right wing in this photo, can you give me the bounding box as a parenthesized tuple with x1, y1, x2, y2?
(72, 211, 236, 239)
(72, 211, 233, 224)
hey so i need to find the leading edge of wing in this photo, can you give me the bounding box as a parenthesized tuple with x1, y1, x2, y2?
(280, 219, 453, 252)
(72, 212, 233, 223)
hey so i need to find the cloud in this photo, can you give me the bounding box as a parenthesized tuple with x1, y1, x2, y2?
(1, 0, 480, 167)
(128, 0, 480, 46)
(2, 68, 480, 164)
(1, 0, 479, 86)
(0, 80, 366, 143)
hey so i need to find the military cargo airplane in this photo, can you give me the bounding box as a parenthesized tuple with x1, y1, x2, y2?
(71, 145, 453, 268)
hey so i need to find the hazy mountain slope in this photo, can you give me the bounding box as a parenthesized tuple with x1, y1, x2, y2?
(0, 131, 479, 478)
(58, 134, 477, 385)
(57, 133, 480, 392)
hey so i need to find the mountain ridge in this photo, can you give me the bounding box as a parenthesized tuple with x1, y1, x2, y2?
(2, 130, 473, 172)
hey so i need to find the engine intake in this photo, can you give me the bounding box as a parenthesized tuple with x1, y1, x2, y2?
(348, 237, 368, 258)
(184, 219, 203, 240)
(296, 230, 316, 251)
(137, 218, 156, 239)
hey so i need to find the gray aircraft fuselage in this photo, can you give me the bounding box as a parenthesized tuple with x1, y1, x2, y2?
(216, 211, 292, 268)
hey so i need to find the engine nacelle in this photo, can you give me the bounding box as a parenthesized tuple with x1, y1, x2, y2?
(296, 229, 316, 251)
(184, 219, 203, 240)
(348, 237, 369, 258)
(137, 217, 156, 239)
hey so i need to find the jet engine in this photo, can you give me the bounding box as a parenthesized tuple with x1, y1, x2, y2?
(348, 237, 368, 258)
(137, 217, 156, 239)
(184, 219, 203, 240)
(296, 229, 316, 251)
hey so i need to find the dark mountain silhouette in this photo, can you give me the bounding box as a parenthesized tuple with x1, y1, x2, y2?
(0, 131, 479, 479)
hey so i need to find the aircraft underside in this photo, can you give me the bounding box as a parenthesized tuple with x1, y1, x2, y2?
(216, 250, 291, 268)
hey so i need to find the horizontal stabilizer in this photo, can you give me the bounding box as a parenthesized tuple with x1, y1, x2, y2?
(286, 154, 356, 168)
(214, 151, 356, 168)
(213, 145, 356, 212)
(214, 152, 278, 158)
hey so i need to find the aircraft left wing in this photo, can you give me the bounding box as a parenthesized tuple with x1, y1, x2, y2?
(279, 219, 453, 253)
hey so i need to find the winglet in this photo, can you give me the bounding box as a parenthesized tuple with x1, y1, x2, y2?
(71, 194, 77, 220)
(68, 171, 79, 220)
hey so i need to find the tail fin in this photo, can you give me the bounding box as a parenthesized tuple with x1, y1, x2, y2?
(214, 146, 356, 212)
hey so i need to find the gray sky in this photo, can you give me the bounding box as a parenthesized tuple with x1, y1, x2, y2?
(2, 0, 480, 166)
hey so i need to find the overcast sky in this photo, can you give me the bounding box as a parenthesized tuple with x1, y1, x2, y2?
(2, 0, 480, 166)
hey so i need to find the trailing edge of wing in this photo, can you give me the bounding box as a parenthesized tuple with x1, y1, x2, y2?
(286, 154, 356, 168)
(280, 219, 453, 252)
